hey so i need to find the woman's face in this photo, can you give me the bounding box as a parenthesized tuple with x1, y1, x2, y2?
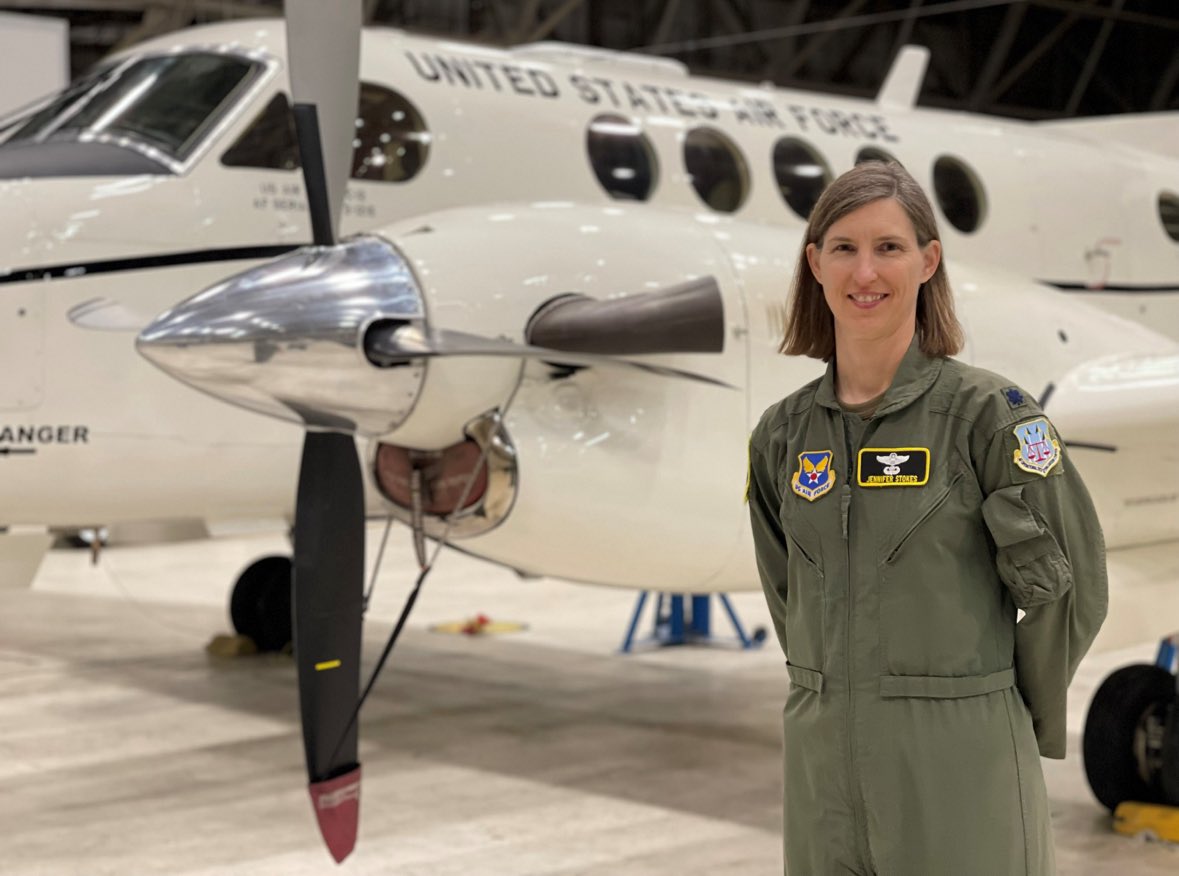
(805, 197, 941, 349)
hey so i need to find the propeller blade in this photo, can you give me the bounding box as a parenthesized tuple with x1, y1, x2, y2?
(293, 430, 366, 863)
(365, 323, 735, 388)
(285, 0, 362, 240)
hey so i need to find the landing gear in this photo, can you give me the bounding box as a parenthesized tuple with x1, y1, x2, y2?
(229, 555, 293, 653)
(1083, 643, 1179, 813)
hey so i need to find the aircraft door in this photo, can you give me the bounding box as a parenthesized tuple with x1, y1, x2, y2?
(0, 288, 43, 411)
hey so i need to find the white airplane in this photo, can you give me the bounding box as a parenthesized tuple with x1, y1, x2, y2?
(2, 9, 1178, 860)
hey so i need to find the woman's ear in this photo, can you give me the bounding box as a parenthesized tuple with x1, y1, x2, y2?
(921, 239, 942, 282)
(806, 242, 822, 283)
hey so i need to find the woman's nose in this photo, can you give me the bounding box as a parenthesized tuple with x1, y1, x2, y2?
(853, 253, 878, 284)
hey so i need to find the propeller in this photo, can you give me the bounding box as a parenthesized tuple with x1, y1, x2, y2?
(366, 275, 732, 386)
(136, 8, 731, 865)
(365, 322, 734, 388)
(283, 0, 365, 863)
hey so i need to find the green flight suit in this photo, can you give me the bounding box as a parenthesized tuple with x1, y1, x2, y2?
(748, 338, 1107, 876)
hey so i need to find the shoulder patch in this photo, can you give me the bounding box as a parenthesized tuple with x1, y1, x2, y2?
(790, 450, 836, 502)
(1002, 386, 1027, 409)
(857, 448, 931, 487)
(1012, 418, 1061, 477)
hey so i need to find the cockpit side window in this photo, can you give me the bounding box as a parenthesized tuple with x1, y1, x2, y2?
(221, 93, 298, 171)
(220, 83, 430, 184)
(4, 53, 260, 162)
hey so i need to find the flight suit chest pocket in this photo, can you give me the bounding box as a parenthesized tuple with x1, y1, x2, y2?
(877, 468, 1007, 677)
(777, 498, 826, 675)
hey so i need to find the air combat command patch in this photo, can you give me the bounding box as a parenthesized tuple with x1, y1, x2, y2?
(857, 447, 931, 487)
(791, 450, 836, 502)
(1012, 417, 1061, 476)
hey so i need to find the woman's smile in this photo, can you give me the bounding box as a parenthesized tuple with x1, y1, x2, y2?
(849, 291, 888, 308)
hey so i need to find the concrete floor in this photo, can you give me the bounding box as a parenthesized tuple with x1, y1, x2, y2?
(1, 528, 1177, 874)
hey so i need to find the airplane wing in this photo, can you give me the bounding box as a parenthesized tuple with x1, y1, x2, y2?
(1094, 539, 1179, 653)
(1046, 351, 1179, 651)
(1049, 352, 1179, 549)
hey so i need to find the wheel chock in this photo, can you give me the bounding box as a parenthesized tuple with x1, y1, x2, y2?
(206, 633, 259, 658)
(1113, 801, 1179, 843)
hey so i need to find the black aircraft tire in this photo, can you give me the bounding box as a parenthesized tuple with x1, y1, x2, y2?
(1082, 663, 1175, 812)
(229, 555, 293, 653)
(1161, 699, 1179, 805)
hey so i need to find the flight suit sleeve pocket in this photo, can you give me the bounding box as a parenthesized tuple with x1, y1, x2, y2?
(981, 485, 1073, 609)
(786, 663, 824, 693)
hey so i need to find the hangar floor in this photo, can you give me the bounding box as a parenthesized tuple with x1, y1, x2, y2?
(2, 528, 1178, 875)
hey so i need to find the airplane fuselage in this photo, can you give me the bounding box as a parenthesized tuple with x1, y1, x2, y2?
(1, 20, 1177, 592)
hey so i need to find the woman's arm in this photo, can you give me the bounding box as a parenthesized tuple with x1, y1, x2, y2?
(976, 412, 1109, 758)
(748, 438, 792, 655)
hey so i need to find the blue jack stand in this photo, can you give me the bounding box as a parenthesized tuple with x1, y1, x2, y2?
(620, 591, 765, 653)
(1156, 635, 1178, 673)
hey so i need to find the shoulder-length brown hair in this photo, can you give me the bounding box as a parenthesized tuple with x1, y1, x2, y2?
(780, 161, 964, 360)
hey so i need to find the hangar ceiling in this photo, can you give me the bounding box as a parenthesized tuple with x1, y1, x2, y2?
(1, 0, 1175, 119)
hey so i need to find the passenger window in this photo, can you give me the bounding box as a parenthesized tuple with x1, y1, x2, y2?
(684, 127, 748, 213)
(856, 146, 899, 166)
(586, 114, 657, 201)
(1159, 192, 1179, 243)
(221, 93, 298, 170)
(932, 155, 986, 233)
(221, 83, 430, 183)
(772, 137, 831, 219)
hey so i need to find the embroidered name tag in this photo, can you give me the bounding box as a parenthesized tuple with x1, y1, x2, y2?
(791, 450, 836, 502)
(857, 447, 931, 487)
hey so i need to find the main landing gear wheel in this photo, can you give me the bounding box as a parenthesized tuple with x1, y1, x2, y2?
(229, 555, 293, 653)
(1083, 664, 1178, 811)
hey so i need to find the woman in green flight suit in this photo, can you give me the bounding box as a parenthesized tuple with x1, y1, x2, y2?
(747, 161, 1107, 875)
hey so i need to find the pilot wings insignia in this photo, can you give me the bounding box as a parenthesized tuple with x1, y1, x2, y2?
(876, 452, 909, 475)
(791, 450, 836, 502)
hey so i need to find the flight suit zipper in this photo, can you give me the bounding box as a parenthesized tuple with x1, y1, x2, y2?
(839, 413, 873, 872)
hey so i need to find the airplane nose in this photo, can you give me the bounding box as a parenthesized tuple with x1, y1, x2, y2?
(137, 235, 427, 436)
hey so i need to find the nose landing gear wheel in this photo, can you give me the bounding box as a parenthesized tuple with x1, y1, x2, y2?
(229, 555, 293, 653)
(1083, 664, 1177, 812)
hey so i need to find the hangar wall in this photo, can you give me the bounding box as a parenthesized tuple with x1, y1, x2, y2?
(0, 12, 68, 116)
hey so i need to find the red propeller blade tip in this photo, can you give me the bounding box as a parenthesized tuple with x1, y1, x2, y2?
(309, 765, 362, 863)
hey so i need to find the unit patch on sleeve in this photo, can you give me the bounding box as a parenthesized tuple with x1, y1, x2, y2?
(857, 447, 930, 487)
(790, 450, 836, 502)
(1012, 417, 1061, 476)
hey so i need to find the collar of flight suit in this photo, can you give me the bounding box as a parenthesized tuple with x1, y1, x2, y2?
(813, 333, 944, 419)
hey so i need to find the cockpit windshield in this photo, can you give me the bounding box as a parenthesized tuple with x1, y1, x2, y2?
(0, 52, 262, 164)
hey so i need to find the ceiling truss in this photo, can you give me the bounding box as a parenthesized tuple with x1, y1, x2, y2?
(0, 0, 1174, 118)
